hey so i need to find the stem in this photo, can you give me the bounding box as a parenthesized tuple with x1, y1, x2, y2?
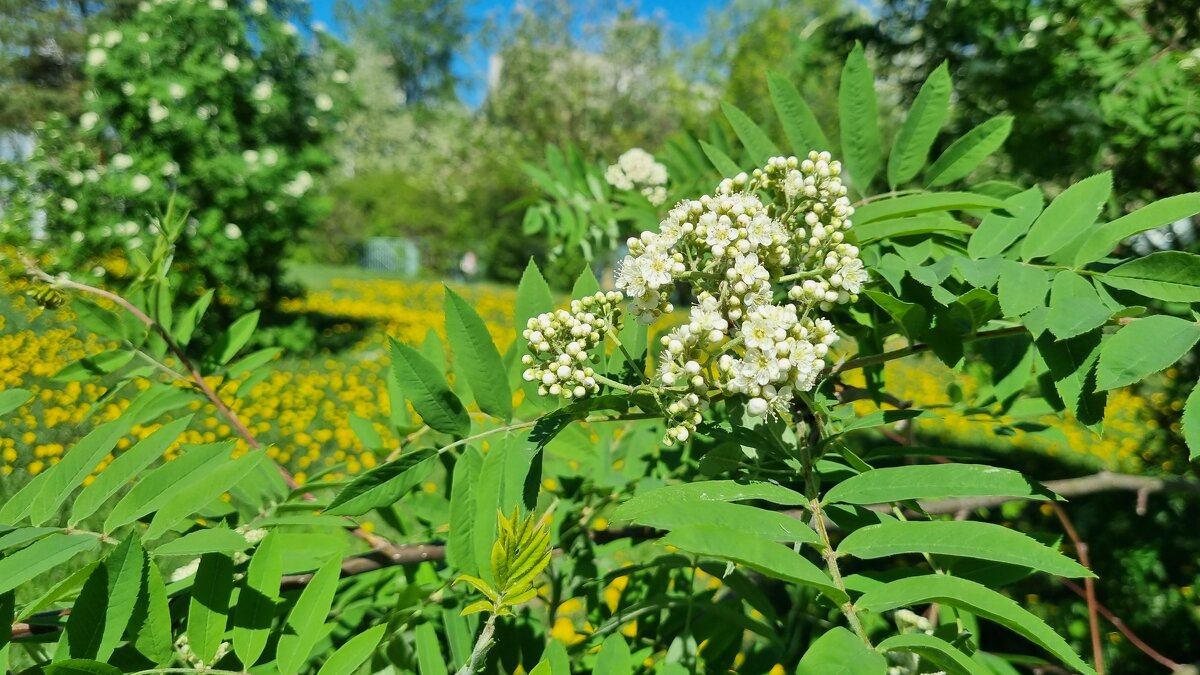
(607, 327, 648, 383)
(798, 423, 870, 646)
(592, 373, 636, 393)
(1053, 504, 1105, 675)
(455, 612, 498, 675)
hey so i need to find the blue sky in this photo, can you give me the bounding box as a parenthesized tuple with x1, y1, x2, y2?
(309, 0, 727, 103)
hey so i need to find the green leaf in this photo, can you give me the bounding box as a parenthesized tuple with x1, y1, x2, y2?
(1037, 331, 1107, 426)
(130, 562, 173, 666)
(232, 532, 283, 667)
(447, 446, 483, 576)
(71, 415, 192, 526)
(187, 553, 234, 666)
(660, 525, 845, 602)
(325, 449, 437, 516)
(1098, 251, 1200, 302)
(853, 215, 973, 243)
(43, 660, 122, 675)
(876, 634, 986, 675)
(390, 338, 470, 436)
(348, 413, 382, 450)
(854, 192, 1003, 225)
(997, 261, 1051, 318)
(65, 533, 145, 661)
(838, 409, 925, 434)
(104, 442, 231, 533)
(277, 555, 342, 675)
(592, 635, 632, 675)
(144, 450, 268, 540)
(768, 70, 831, 155)
(864, 291, 928, 340)
(1046, 272, 1111, 340)
(796, 626, 886, 675)
(839, 42, 882, 189)
(0, 591, 10, 673)
(445, 286, 513, 422)
(617, 480, 807, 521)
(415, 622, 447, 675)
(700, 140, 742, 178)
(0, 388, 31, 416)
(0, 533, 99, 595)
(514, 259, 555, 331)
(1096, 316, 1200, 390)
(153, 528, 250, 556)
(839, 521, 1092, 577)
(1074, 193, 1200, 266)
(1184, 385, 1200, 462)
(857, 575, 1096, 674)
(15, 561, 98, 622)
(317, 624, 387, 675)
(1020, 172, 1111, 260)
(173, 290, 214, 347)
(614, 500, 819, 546)
(29, 417, 133, 525)
(208, 310, 260, 366)
(721, 101, 779, 166)
(227, 347, 282, 378)
(888, 62, 951, 187)
(473, 445, 506, 585)
(926, 115, 1013, 187)
(825, 464, 1053, 505)
(968, 187, 1044, 259)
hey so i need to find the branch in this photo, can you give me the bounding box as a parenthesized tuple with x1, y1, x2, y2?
(910, 471, 1200, 516)
(1053, 504, 1105, 675)
(1059, 578, 1183, 672)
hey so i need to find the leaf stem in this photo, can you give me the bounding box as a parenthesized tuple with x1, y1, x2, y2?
(455, 612, 498, 675)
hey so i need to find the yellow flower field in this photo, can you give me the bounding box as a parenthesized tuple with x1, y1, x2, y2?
(0, 271, 1178, 490)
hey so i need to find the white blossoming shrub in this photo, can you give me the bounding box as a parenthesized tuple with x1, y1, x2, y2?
(0, 0, 352, 317)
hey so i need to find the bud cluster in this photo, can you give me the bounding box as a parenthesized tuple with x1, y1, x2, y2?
(521, 291, 624, 401)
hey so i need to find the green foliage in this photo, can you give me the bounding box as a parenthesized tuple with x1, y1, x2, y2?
(3, 41, 1199, 675)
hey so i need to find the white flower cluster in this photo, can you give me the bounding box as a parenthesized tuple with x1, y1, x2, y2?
(605, 148, 669, 206)
(521, 292, 624, 401)
(524, 151, 866, 443)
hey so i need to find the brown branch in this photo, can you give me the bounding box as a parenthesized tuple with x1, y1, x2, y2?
(22, 256, 400, 558)
(1059, 578, 1183, 672)
(1053, 504, 1105, 675)
(910, 471, 1200, 516)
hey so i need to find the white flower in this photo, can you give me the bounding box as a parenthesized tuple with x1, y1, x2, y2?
(168, 83, 186, 99)
(605, 148, 668, 194)
(332, 69, 349, 84)
(833, 257, 867, 294)
(252, 81, 273, 101)
(243, 149, 259, 164)
(86, 48, 107, 68)
(70, 231, 85, 243)
(282, 22, 298, 36)
(615, 256, 648, 297)
(705, 218, 737, 254)
(262, 149, 279, 166)
(131, 174, 152, 193)
(209, 0, 227, 9)
(79, 111, 100, 131)
(61, 198, 78, 214)
(315, 93, 333, 111)
(103, 30, 122, 47)
(111, 153, 133, 170)
(282, 171, 313, 197)
(161, 161, 179, 177)
(148, 99, 169, 123)
(731, 252, 769, 286)
(92, 265, 107, 277)
(121, 82, 135, 96)
(249, 0, 267, 14)
(224, 223, 242, 239)
(68, 171, 84, 186)
(221, 53, 240, 72)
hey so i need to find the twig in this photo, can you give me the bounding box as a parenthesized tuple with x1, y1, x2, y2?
(909, 471, 1200, 515)
(22, 256, 398, 557)
(1059, 578, 1183, 672)
(1053, 504, 1105, 675)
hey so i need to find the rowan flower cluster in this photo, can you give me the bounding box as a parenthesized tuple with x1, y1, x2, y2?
(521, 292, 624, 400)
(605, 148, 669, 206)
(529, 151, 867, 443)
